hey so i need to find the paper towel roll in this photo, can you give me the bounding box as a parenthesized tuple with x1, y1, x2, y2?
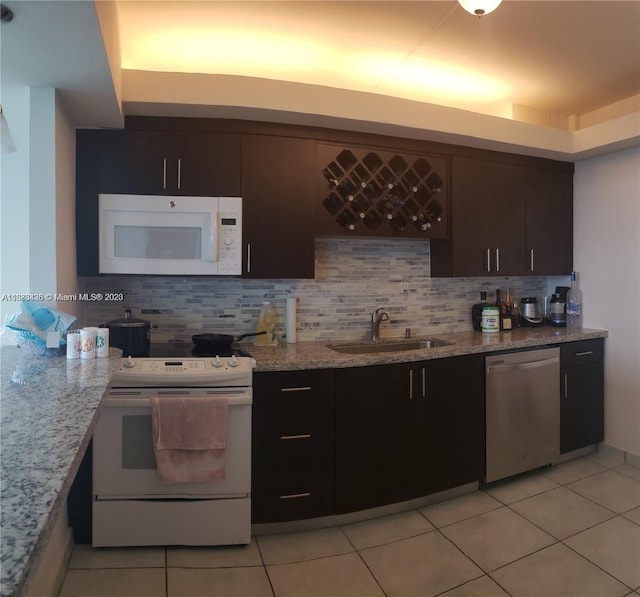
(286, 297, 297, 343)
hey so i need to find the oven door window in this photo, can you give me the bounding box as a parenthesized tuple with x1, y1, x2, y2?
(122, 415, 156, 469)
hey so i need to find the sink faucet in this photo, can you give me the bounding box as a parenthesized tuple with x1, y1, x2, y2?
(371, 308, 390, 341)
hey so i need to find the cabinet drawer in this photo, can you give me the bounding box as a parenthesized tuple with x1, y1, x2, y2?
(252, 462, 334, 523)
(253, 370, 335, 406)
(560, 339, 604, 367)
(252, 402, 334, 466)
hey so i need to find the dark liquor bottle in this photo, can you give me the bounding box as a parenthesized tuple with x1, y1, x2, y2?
(501, 288, 513, 331)
(471, 291, 489, 331)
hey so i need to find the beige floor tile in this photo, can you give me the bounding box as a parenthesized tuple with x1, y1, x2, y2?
(623, 506, 640, 525)
(441, 507, 555, 572)
(256, 527, 353, 565)
(588, 448, 625, 469)
(267, 552, 384, 597)
(615, 463, 640, 483)
(510, 486, 615, 539)
(341, 509, 433, 550)
(421, 490, 502, 528)
(564, 516, 640, 589)
(167, 539, 262, 568)
(491, 543, 628, 597)
(483, 472, 559, 504)
(439, 575, 510, 597)
(360, 531, 482, 596)
(59, 568, 166, 597)
(68, 545, 166, 569)
(167, 566, 272, 597)
(568, 470, 640, 513)
(543, 456, 607, 485)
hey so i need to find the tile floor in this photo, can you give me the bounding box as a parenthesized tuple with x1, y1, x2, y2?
(59, 452, 640, 597)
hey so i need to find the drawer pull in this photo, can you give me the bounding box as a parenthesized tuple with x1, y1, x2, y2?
(564, 373, 568, 398)
(279, 492, 311, 500)
(574, 351, 594, 357)
(280, 434, 311, 440)
(280, 386, 312, 392)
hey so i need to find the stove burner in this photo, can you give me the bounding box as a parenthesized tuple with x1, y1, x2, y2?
(147, 343, 252, 359)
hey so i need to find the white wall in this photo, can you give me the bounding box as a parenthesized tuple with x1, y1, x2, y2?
(574, 146, 640, 456)
(0, 86, 78, 344)
(0, 83, 31, 336)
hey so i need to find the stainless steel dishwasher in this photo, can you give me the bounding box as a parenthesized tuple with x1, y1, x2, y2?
(485, 347, 560, 483)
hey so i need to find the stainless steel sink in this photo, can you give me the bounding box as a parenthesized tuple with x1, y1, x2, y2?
(328, 338, 453, 354)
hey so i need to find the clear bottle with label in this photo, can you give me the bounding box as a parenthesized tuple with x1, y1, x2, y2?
(566, 272, 583, 329)
(255, 301, 277, 346)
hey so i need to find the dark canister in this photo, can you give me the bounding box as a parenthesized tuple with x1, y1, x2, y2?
(105, 309, 151, 357)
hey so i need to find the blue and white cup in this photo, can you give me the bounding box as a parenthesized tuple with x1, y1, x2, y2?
(96, 328, 109, 358)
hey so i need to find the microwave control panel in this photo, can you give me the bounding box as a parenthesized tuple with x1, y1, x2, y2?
(217, 197, 242, 275)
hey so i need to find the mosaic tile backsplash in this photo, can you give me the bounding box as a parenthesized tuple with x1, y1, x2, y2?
(77, 237, 547, 343)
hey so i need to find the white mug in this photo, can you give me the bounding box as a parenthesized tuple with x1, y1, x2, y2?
(96, 328, 109, 358)
(80, 328, 96, 359)
(66, 332, 81, 359)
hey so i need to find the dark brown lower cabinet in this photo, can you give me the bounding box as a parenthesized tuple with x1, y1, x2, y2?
(251, 370, 335, 523)
(560, 339, 605, 454)
(334, 355, 485, 514)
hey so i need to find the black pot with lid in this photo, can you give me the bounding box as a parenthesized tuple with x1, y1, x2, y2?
(105, 309, 152, 357)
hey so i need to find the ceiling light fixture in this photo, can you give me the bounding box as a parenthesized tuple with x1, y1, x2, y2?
(0, 3, 14, 22)
(458, 0, 502, 17)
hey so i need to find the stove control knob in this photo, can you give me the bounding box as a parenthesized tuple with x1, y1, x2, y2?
(228, 355, 239, 368)
(123, 356, 135, 369)
(212, 356, 223, 368)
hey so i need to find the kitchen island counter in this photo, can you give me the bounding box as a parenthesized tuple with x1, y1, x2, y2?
(250, 327, 608, 371)
(0, 346, 121, 597)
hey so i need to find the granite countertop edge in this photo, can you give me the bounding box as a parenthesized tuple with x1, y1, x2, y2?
(0, 347, 122, 597)
(250, 328, 608, 371)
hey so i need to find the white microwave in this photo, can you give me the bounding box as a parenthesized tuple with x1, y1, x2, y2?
(99, 194, 242, 275)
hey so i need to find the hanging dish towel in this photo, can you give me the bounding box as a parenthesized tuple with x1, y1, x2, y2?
(151, 396, 228, 483)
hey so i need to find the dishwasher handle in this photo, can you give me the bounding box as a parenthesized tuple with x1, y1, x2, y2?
(487, 357, 559, 375)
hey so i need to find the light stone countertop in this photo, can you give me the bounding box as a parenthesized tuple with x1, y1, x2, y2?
(0, 327, 607, 596)
(0, 346, 122, 597)
(249, 327, 608, 371)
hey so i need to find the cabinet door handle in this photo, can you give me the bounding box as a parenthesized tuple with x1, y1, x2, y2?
(162, 158, 167, 190)
(564, 373, 568, 398)
(280, 386, 312, 392)
(176, 158, 182, 190)
(486, 248, 491, 273)
(280, 492, 311, 500)
(574, 351, 594, 357)
(280, 434, 311, 440)
(246, 243, 251, 273)
(495, 248, 500, 272)
(530, 249, 534, 272)
(422, 367, 426, 398)
(409, 369, 413, 399)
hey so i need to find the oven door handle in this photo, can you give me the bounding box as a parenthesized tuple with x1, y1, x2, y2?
(102, 395, 252, 408)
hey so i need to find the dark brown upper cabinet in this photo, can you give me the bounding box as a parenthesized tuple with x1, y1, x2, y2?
(241, 135, 316, 279)
(315, 143, 449, 239)
(431, 156, 573, 277)
(95, 129, 241, 197)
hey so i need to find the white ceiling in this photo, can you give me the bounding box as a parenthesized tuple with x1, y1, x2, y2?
(116, 0, 640, 122)
(1, 1, 639, 158)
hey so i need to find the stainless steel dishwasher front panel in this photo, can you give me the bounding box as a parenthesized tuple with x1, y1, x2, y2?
(485, 347, 560, 483)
